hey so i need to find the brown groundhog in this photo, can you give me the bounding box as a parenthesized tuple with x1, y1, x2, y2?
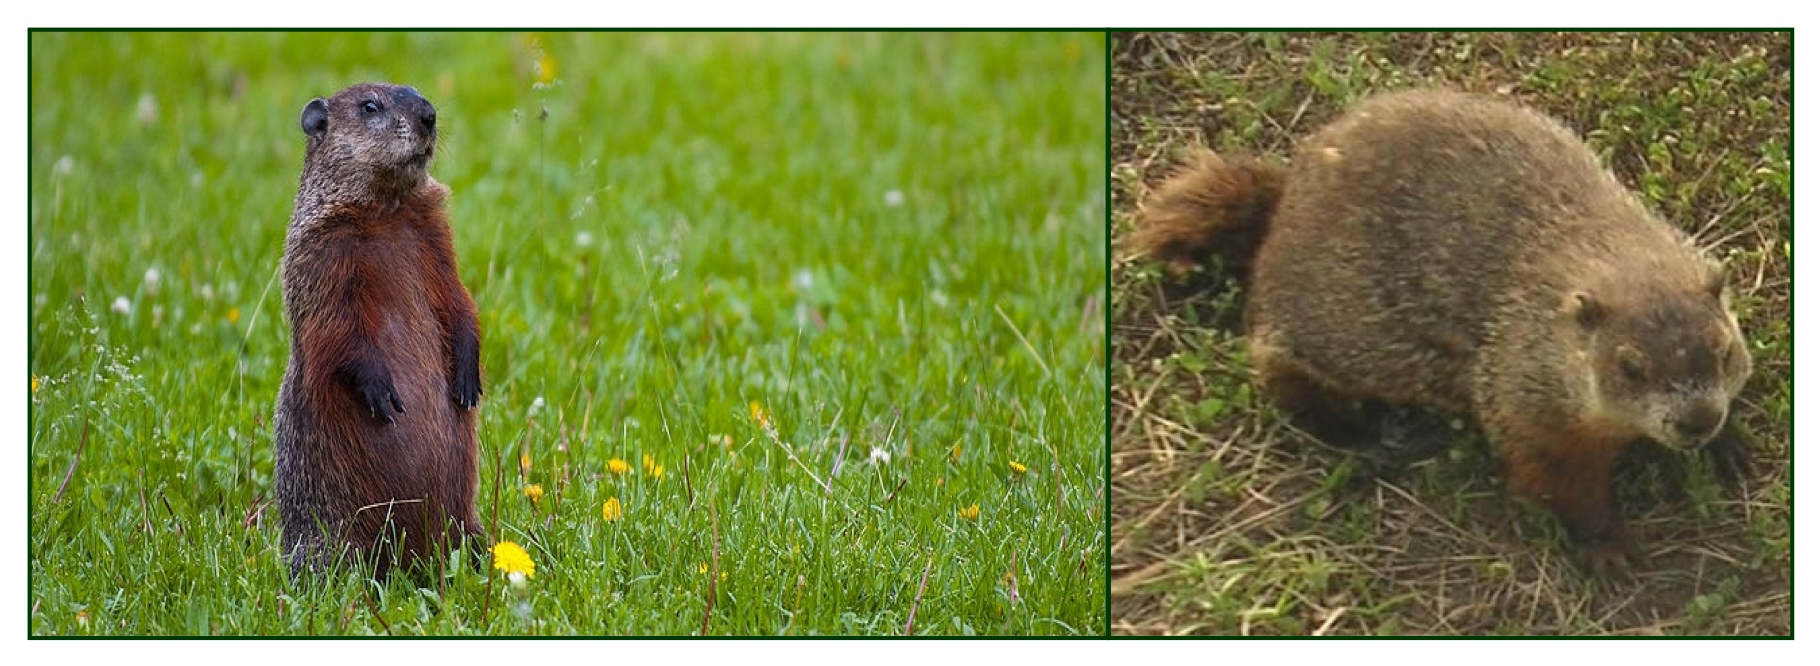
(1132, 90, 1754, 575)
(273, 82, 486, 580)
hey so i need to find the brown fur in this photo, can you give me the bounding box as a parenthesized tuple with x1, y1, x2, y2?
(273, 82, 485, 580)
(1136, 90, 1753, 575)
(1129, 148, 1285, 277)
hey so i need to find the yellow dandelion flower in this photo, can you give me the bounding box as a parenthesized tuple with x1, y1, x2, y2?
(652, 463, 665, 480)
(491, 541, 535, 578)
(949, 443, 961, 464)
(519, 453, 533, 476)
(642, 454, 656, 474)
(697, 562, 709, 574)
(30, 376, 38, 394)
(749, 401, 772, 429)
(524, 484, 544, 504)
(958, 503, 980, 521)
(535, 53, 557, 85)
(935, 476, 944, 487)
(607, 458, 631, 475)
(1009, 460, 1028, 475)
(75, 608, 89, 627)
(602, 497, 623, 523)
(227, 307, 240, 325)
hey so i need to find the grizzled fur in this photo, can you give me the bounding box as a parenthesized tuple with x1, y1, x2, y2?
(1132, 90, 1753, 576)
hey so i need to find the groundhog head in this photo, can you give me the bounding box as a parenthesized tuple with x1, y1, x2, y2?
(299, 82, 438, 195)
(1570, 270, 1753, 450)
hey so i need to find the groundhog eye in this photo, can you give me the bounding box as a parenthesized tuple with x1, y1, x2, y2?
(361, 100, 381, 115)
(1619, 357, 1647, 382)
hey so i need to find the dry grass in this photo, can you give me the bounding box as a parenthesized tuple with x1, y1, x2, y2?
(1109, 31, 1791, 636)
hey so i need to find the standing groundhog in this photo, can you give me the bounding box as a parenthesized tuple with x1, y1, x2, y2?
(274, 82, 486, 580)
(1132, 90, 1753, 575)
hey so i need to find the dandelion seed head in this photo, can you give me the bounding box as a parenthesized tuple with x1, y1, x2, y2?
(143, 267, 161, 294)
(135, 92, 158, 124)
(53, 155, 74, 177)
(110, 297, 130, 316)
(575, 231, 595, 247)
(869, 447, 891, 465)
(884, 189, 905, 207)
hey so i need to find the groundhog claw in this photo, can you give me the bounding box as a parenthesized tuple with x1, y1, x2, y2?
(359, 382, 405, 424)
(451, 356, 481, 409)
(453, 373, 481, 410)
(1582, 523, 1644, 578)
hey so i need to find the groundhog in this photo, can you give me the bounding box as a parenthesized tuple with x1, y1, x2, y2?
(273, 82, 486, 580)
(1131, 90, 1754, 575)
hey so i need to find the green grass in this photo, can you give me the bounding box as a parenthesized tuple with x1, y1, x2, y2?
(1110, 31, 1789, 636)
(28, 31, 1107, 636)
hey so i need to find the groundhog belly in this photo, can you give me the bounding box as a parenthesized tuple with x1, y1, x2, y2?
(354, 307, 476, 527)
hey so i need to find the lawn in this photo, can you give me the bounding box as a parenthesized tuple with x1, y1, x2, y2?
(28, 31, 1107, 636)
(1110, 32, 1790, 635)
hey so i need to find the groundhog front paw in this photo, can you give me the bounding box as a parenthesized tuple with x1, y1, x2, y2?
(355, 376, 406, 424)
(1582, 525, 1644, 578)
(1702, 421, 1755, 493)
(452, 365, 481, 409)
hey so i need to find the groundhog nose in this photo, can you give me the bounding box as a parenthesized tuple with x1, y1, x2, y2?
(1673, 404, 1725, 441)
(393, 86, 435, 132)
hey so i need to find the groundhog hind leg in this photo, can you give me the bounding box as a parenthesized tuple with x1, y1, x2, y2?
(1248, 335, 1380, 446)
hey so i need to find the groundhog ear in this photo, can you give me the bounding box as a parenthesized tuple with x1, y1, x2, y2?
(1568, 291, 1605, 329)
(1704, 263, 1728, 301)
(300, 99, 329, 138)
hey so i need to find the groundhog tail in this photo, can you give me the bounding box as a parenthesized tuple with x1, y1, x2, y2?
(1127, 148, 1286, 277)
